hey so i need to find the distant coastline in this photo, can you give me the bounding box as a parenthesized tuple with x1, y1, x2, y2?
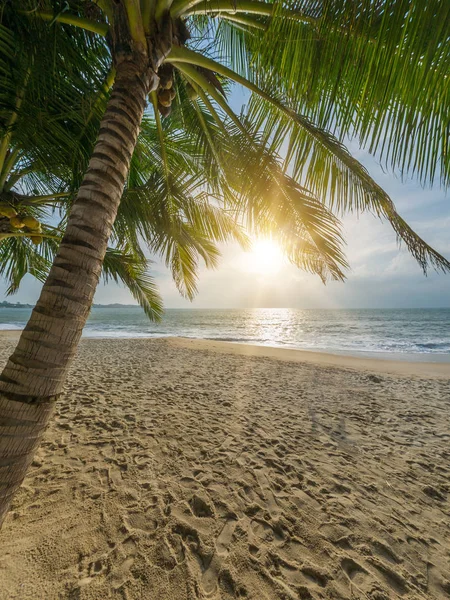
(0, 301, 138, 309)
(0, 301, 34, 309)
(1, 302, 449, 310)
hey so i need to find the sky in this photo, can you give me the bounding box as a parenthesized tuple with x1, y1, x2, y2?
(138, 153, 450, 309)
(1, 97, 449, 309)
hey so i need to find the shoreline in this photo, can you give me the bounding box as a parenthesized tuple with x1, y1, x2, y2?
(167, 336, 450, 378)
(1, 329, 449, 378)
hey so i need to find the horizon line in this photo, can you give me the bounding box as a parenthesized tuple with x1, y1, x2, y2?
(1, 302, 450, 311)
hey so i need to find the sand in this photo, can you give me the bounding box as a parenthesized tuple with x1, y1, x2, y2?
(0, 336, 449, 600)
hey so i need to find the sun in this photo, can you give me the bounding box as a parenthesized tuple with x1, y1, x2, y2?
(242, 238, 285, 275)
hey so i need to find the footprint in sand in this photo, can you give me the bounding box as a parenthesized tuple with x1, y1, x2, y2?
(189, 494, 215, 518)
(201, 518, 237, 595)
(275, 558, 328, 591)
(107, 464, 122, 490)
(216, 518, 237, 556)
(341, 556, 390, 597)
(255, 469, 280, 517)
(89, 557, 108, 577)
(180, 476, 200, 490)
(123, 511, 158, 534)
(109, 557, 135, 590)
(301, 564, 328, 588)
(105, 535, 139, 590)
(250, 518, 286, 545)
(368, 558, 408, 596)
(153, 539, 179, 572)
(370, 539, 401, 564)
(342, 557, 370, 587)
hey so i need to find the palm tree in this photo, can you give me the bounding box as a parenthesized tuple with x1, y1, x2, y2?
(0, 25, 334, 309)
(0, 0, 449, 526)
(0, 8, 342, 306)
(0, 10, 248, 314)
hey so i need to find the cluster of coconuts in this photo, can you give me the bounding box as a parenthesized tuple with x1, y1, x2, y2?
(156, 65, 177, 117)
(154, 16, 193, 117)
(0, 203, 43, 244)
(156, 65, 220, 116)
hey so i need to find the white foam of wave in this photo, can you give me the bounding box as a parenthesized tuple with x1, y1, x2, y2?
(82, 329, 173, 339)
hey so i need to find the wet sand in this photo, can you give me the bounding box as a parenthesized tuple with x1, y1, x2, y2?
(0, 336, 449, 599)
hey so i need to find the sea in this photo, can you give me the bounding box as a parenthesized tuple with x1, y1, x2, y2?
(1, 306, 450, 362)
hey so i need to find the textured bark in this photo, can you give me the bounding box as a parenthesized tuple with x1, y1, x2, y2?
(0, 55, 157, 527)
(0, 396, 54, 525)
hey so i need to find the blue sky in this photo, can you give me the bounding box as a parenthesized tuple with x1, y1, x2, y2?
(1, 93, 449, 309)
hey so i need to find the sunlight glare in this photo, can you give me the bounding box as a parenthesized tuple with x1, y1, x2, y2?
(242, 238, 285, 276)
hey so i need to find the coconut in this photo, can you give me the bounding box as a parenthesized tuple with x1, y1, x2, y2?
(22, 215, 41, 229)
(10, 216, 25, 229)
(0, 204, 18, 218)
(30, 235, 43, 245)
(158, 88, 173, 107)
(158, 103, 172, 118)
(158, 65, 174, 90)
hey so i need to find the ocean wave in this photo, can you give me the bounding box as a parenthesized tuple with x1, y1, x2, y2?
(2, 307, 450, 359)
(83, 330, 170, 338)
(206, 336, 265, 343)
(415, 342, 450, 351)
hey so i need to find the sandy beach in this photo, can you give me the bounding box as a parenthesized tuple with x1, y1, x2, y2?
(0, 335, 449, 599)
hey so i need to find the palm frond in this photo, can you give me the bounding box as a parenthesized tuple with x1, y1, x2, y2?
(204, 0, 450, 186)
(168, 44, 450, 274)
(102, 248, 163, 321)
(0, 234, 59, 294)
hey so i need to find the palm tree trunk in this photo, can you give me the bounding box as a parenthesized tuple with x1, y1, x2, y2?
(0, 54, 157, 527)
